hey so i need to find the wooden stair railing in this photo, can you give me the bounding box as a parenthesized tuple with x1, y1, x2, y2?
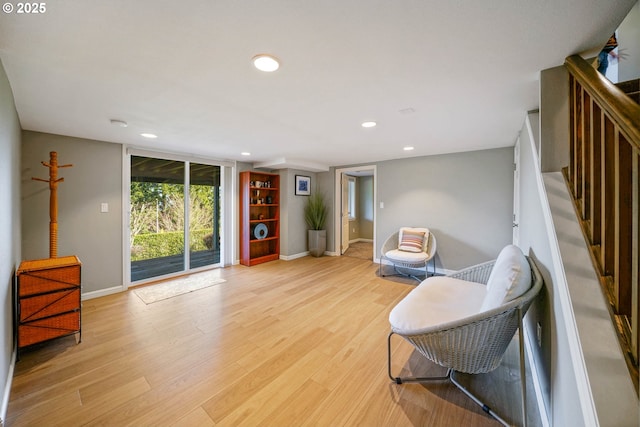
(564, 54, 640, 393)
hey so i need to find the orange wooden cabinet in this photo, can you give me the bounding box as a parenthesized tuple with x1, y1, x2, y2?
(16, 256, 81, 353)
(239, 171, 280, 266)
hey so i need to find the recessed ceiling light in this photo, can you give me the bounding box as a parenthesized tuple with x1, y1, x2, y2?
(110, 119, 128, 127)
(241, 152, 251, 156)
(252, 54, 280, 72)
(403, 146, 414, 151)
(140, 133, 158, 139)
(361, 121, 377, 128)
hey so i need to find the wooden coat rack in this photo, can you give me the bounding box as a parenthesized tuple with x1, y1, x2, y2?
(32, 151, 73, 258)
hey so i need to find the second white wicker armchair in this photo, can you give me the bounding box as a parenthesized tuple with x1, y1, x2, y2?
(379, 227, 437, 282)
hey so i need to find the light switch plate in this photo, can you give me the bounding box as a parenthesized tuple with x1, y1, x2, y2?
(101, 203, 109, 213)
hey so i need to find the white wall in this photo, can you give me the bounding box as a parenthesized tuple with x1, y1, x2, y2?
(332, 147, 515, 271)
(540, 65, 569, 173)
(0, 59, 22, 426)
(279, 168, 318, 257)
(618, 1, 640, 82)
(21, 132, 123, 295)
(378, 149, 514, 270)
(517, 113, 568, 425)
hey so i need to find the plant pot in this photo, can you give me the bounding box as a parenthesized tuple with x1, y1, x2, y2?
(308, 229, 327, 257)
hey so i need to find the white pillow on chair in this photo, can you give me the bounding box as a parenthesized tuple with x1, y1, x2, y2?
(397, 227, 429, 253)
(480, 245, 531, 312)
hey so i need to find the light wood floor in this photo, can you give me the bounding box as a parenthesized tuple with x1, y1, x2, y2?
(7, 256, 536, 426)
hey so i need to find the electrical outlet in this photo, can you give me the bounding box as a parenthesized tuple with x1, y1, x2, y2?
(537, 322, 542, 347)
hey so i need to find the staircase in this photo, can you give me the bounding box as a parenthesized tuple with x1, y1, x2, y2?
(617, 78, 640, 104)
(565, 55, 640, 392)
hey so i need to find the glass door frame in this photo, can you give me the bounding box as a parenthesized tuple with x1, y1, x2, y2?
(123, 147, 235, 288)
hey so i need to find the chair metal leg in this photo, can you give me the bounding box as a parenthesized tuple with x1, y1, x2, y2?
(393, 264, 423, 282)
(449, 371, 511, 427)
(387, 332, 450, 384)
(388, 331, 517, 426)
(380, 264, 424, 283)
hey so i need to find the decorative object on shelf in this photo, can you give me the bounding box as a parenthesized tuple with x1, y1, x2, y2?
(240, 171, 280, 266)
(295, 175, 311, 196)
(252, 223, 268, 240)
(304, 192, 327, 257)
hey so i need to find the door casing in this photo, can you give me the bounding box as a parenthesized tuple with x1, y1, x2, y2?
(334, 165, 376, 259)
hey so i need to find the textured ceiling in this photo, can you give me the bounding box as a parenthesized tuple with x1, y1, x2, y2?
(0, 1, 635, 170)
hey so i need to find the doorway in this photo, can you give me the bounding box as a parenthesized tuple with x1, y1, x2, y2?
(334, 166, 376, 260)
(128, 155, 222, 283)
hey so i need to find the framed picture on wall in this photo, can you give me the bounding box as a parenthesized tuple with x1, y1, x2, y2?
(295, 175, 311, 195)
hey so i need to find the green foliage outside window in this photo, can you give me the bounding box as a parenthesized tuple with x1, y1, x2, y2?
(130, 181, 218, 260)
(131, 229, 214, 261)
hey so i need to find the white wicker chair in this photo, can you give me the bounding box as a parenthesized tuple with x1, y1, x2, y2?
(387, 254, 543, 427)
(379, 229, 437, 281)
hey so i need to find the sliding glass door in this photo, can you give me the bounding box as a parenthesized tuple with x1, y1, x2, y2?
(189, 163, 221, 269)
(129, 156, 221, 282)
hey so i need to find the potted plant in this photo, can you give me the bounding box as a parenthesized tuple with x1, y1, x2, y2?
(304, 192, 328, 257)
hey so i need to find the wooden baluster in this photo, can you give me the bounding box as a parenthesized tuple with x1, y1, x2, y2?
(603, 117, 616, 280)
(633, 149, 639, 365)
(575, 84, 583, 200)
(582, 92, 591, 222)
(569, 75, 576, 190)
(617, 133, 632, 316)
(591, 104, 603, 248)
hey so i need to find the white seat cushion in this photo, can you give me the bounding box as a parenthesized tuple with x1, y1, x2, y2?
(480, 245, 531, 312)
(389, 276, 487, 335)
(385, 249, 428, 263)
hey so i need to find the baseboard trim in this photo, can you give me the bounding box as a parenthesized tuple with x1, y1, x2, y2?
(280, 252, 309, 261)
(0, 347, 16, 427)
(348, 238, 373, 244)
(524, 324, 551, 427)
(81, 285, 124, 301)
(280, 251, 341, 260)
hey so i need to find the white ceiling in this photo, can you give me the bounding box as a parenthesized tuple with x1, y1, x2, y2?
(0, 1, 635, 171)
